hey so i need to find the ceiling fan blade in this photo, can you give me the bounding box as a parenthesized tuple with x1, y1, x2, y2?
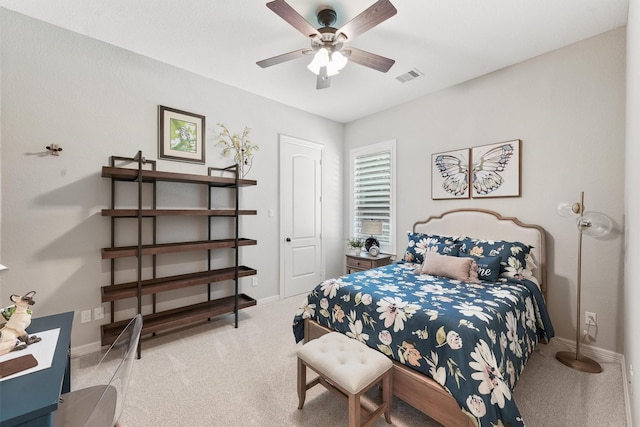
(257, 48, 311, 68)
(266, 0, 320, 38)
(343, 47, 395, 73)
(316, 67, 331, 90)
(336, 0, 397, 41)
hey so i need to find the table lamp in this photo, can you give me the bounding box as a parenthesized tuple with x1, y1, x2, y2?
(361, 220, 383, 251)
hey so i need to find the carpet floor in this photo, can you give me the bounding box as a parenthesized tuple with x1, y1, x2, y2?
(71, 295, 628, 426)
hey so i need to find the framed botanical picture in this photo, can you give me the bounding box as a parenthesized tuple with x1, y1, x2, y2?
(158, 105, 205, 164)
(471, 139, 521, 198)
(431, 148, 470, 200)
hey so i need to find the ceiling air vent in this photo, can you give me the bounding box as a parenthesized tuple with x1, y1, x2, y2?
(396, 68, 423, 83)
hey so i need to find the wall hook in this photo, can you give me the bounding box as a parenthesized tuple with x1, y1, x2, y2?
(46, 144, 63, 156)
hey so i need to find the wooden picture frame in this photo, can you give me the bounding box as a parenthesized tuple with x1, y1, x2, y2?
(471, 139, 521, 198)
(431, 148, 470, 200)
(158, 105, 205, 164)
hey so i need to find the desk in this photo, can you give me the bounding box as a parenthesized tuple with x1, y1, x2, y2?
(0, 312, 73, 427)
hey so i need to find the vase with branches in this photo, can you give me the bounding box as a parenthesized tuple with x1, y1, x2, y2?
(214, 124, 259, 178)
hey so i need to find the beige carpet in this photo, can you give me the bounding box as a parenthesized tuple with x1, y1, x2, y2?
(71, 296, 627, 426)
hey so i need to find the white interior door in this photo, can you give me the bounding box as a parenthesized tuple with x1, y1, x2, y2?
(280, 135, 324, 298)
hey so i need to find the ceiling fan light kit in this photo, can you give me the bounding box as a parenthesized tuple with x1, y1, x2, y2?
(307, 48, 348, 76)
(258, 0, 397, 89)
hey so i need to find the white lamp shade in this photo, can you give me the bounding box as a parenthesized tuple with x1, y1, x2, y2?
(325, 62, 340, 76)
(580, 211, 613, 237)
(0, 264, 7, 271)
(331, 51, 348, 71)
(557, 202, 580, 217)
(307, 48, 329, 75)
(361, 220, 383, 235)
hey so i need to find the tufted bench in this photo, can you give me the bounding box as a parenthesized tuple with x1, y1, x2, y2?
(297, 332, 393, 427)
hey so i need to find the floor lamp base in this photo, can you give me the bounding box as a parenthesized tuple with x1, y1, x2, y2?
(556, 351, 602, 373)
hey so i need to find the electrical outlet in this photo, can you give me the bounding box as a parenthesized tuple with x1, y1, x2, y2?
(80, 310, 91, 323)
(251, 276, 258, 287)
(94, 307, 104, 320)
(585, 311, 597, 326)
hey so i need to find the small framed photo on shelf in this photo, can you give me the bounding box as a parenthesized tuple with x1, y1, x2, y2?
(158, 105, 206, 164)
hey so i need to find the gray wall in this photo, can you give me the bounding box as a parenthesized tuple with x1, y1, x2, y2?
(625, 0, 639, 423)
(0, 9, 345, 349)
(345, 28, 626, 355)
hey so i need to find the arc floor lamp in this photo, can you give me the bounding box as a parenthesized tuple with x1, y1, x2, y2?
(556, 191, 613, 373)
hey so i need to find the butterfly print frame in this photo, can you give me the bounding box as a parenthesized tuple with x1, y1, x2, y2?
(431, 148, 471, 200)
(431, 140, 522, 200)
(471, 139, 521, 198)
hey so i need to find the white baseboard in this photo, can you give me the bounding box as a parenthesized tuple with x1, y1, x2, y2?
(256, 295, 281, 305)
(71, 341, 102, 358)
(71, 294, 284, 358)
(622, 354, 634, 427)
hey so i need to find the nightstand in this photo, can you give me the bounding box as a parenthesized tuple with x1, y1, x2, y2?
(346, 253, 392, 274)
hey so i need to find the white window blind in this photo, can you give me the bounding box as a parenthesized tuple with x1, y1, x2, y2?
(351, 141, 395, 252)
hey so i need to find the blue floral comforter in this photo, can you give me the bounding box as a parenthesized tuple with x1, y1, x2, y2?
(292, 262, 554, 426)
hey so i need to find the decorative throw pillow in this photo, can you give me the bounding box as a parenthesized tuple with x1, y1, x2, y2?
(457, 237, 532, 279)
(459, 254, 501, 281)
(421, 252, 479, 283)
(404, 232, 458, 264)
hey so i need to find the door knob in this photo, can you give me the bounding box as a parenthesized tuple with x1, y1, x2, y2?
(286, 237, 291, 242)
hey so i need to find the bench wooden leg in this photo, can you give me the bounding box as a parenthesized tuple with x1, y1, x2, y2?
(383, 371, 392, 424)
(297, 357, 306, 410)
(348, 393, 361, 427)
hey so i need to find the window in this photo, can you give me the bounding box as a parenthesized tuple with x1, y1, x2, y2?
(350, 140, 396, 253)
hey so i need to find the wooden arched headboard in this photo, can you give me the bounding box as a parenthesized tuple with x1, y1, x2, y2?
(412, 208, 547, 299)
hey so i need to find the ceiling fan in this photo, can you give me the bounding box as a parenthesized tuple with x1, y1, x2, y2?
(257, 0, 397, 89)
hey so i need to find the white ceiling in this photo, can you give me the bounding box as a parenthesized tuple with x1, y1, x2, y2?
(0, 0, 629, 123)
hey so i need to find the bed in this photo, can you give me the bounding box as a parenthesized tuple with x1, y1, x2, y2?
(292, 209, 554, 427)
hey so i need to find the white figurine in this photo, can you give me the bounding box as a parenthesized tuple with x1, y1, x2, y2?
(0, 291, 41, 356)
